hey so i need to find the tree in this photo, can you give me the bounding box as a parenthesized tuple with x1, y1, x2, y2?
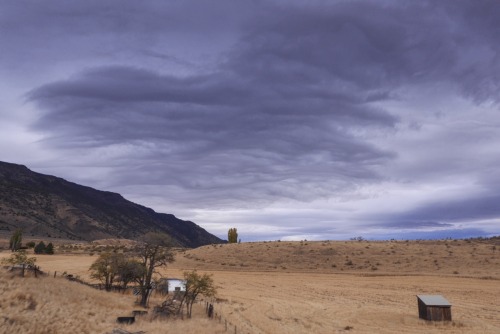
(1, 250, 37, 277)
(228, 228, 238, 243)
(26, 241, 36, 248)
(1, 250, 36, 267)
(9, 229, 23, 252)
(180, 270, 217, 318)
(116, 258, 144, 290)
(89, 252, 124, 291)
(45, 242, 54, 255)
(89, 252, 145, 291)
(133, 233, 175, 307)
(34, 241, 46, 254)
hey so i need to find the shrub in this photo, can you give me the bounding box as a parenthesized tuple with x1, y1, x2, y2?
(45, 243, 54, 255)
(34, 241, 46, 254)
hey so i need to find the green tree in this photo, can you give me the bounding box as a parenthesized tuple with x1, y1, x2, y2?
(9, 229, 23, 252)
(228, 228, 238, 243)
(116, 258, 144, 290)
(45, 242, 54, 255)
(34, 241, 46, 254)
(89, 252, 145, 291)
(89, 252, 123, 290)
(180, 270, 217, 318)
(1, 250, 36, 267)
(1, 250, 37, 277)
(133, 233, 175, 307)
(26, 241, 36, 248)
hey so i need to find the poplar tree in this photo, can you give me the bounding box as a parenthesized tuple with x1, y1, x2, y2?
(228, 228, 238, 243)
(9, 229, 23, 252)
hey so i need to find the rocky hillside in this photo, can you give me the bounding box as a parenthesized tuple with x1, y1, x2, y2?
(0, 161, 222, 247)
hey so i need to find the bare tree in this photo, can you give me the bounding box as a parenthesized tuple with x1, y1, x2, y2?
(133, 233, 175, 307)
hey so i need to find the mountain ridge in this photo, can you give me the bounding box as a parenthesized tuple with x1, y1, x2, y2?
(0, 161, 223, 247)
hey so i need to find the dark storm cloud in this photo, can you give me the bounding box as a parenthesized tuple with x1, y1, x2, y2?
(26, 1, 500, 207)
(0, 0, 253, 80)
(6, 0, 500, 237)
(28, 63, 395, 205)
(395, 193, 500, 225)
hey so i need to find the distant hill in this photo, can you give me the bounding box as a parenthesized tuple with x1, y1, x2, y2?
(0, 161, 223, 247)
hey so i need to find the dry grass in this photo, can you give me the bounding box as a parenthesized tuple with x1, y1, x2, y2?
(0, 270, 225, 334)
(198, 271, 500, 334)
(0, 237, 499, 333)
(173, 238, 500, 278)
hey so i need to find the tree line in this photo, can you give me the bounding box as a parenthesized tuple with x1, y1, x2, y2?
(9, 229, 55, 254)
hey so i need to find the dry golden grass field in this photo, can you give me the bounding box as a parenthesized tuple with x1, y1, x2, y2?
(1, 237, 499, 333)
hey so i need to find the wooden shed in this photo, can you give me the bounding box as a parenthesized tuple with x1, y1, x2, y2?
(417, 295, 452, 321)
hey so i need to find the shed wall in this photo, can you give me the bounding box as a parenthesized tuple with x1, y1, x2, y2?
(417, 298, 452, 321)
(417, 299, 427, 319)
(427, 306, 452, 321)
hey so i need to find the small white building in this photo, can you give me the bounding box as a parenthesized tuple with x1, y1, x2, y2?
(158, 278, 186, 293)
(168, 278, 186, 292)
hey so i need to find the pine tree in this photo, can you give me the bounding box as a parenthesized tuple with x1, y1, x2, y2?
(45, 242, 54, 255)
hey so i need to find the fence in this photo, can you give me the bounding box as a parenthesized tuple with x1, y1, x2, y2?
(203, 300, 248, 334)
(49, 271, 132, 292)
(4, 264, 46, 278)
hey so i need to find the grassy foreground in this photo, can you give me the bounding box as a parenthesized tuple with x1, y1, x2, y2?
(0, 270, 224, 334)
(0, 237, 499, 333)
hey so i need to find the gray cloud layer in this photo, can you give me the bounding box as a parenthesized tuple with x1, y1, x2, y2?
(2, 0, 500, 239)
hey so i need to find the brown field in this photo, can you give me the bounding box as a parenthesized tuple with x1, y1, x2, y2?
(1, 237, 499, 333)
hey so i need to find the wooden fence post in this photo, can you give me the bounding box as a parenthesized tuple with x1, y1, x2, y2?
(225, 319, 227, 331)
(54, 271, 57, 278)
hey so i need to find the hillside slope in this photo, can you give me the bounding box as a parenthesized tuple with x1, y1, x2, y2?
(0, 161, 222, 247)
(173, 238, 500, 278)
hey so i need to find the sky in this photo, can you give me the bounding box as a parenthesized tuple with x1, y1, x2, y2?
(1, 0, 500, 241)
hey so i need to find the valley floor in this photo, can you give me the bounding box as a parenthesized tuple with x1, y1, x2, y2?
(1, 238, 499, 333)
(194, 271, 500, 334)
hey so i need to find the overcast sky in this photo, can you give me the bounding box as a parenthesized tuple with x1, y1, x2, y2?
(1, 0, 499, 241)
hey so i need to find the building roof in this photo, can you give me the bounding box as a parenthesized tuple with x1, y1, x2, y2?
(417, 295, 451, 306)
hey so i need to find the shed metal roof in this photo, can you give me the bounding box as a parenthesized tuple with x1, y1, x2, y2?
(417, 295, 451, 306)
